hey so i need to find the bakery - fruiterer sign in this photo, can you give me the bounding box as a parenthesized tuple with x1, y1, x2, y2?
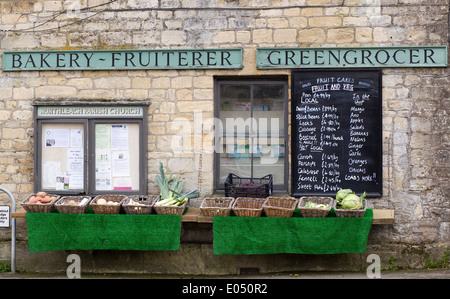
(2, 48, 243, 71)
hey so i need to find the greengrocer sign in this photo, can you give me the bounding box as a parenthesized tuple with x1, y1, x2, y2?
(257, 46, 447, 68)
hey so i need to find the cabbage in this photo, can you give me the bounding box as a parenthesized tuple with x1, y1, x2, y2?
(336, 189, 354, 204)
(340, 192, 366, 210)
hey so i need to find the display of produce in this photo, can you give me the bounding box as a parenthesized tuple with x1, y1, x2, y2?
(66, 197, 90, 206)
(96, 198, 120, 205)
(335, 189, 366, 210)
(28, 192, 57, 204)
(154, 162, 198, 207)
(304, 201, 330, 209)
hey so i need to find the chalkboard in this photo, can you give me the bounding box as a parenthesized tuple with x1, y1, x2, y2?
(291, 69, 382, 197)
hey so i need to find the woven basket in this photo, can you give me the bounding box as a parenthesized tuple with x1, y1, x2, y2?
(21, 194, 60, 213)
(90, 195, 126, 214)
(334, 199, 367, 218)
(200, 197, 234, 217)
(263, 196, 298, 217)
(55, 196, 92, 214)
(298, 196, 333, 217)
(232, 197, 267, 217)
(122, 195, 158, 215)
(154, 198, 188, 215)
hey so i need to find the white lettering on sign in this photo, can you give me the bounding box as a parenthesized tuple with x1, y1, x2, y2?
(37, 106, 144, 118)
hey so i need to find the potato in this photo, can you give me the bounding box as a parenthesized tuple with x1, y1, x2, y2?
(29, 196, 38, 203)
(97, 198, 107, 205)
(40, 196, 53, 203)
(36, 192, 47, 198)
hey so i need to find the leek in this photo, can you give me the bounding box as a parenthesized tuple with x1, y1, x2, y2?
(155, 161, 198, 206)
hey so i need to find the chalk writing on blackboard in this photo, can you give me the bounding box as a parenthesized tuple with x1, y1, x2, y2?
(291, 70, 382, 197)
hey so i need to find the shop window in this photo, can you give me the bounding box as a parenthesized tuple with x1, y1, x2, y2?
(214, 78, 288, 193)
(34, 105, 147, 196)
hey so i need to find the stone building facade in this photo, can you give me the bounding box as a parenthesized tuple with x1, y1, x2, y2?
(0, 0, 448, 274)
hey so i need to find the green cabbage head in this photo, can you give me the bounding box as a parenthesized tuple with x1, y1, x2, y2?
(340, 192, 366, 209)
(336, 189, 354, 204)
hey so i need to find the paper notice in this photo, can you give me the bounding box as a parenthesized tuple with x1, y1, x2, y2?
(111, 124, 129, 149)
(42, 161, 61, 189)
(67, 148, 84, 173)
(45, 129, 69, 147)
(112, 150, 130, 177)
(70, 129, 83, 148)
(95, 124, 111, 148)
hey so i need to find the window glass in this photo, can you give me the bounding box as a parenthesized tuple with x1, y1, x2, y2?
(40, 122, 85, 191)
(94, 123, 140, 192)
(216, 80, 287, 192)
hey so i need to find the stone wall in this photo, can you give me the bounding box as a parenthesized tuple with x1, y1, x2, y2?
(0, 0, 448, 273)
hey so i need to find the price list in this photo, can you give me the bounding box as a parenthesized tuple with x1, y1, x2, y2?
(291, 70, 382, 197)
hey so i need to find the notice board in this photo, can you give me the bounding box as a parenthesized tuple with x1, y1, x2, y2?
(291, 69, 382, 197)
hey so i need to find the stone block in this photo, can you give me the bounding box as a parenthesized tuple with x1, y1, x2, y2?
(274, 29, 297, 43)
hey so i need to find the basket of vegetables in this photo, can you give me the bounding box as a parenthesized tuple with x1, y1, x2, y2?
(21, 192, 60, 213)
(334, 189, 367, 217)
(153, 162, 198, 215)
(298, 196, 333, 217)
(200, 197, 235, 217)
(225, 173, 273, 198)
(263, 196, 298, 217)
(90, 195, 126, 214)
(55, 196, 92, 214)
(232, 197, 267, 217)
(122, 195, 158, 215)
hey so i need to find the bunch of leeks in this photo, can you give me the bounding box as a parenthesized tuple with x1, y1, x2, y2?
(155, 162, 198, 206)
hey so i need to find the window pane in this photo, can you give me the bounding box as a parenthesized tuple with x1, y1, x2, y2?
(94, 123, 140, 191)
(253, 84, 285, 186)
(219, 84, 252, 183)
(41, 123, 85, 191)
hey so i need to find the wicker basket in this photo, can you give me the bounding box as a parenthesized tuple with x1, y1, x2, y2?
(298, 196, 333, 217)
(122, 195, 158, 215)
(232, 197, 267, 217)
(90, 195, 126, 214)
(263, 196, 298, 217)
(154, 198, 188, 215)
(200, 197, 234, 217)
(21, 194, 60, 213)
(55, 196, 92, 214)
(334, 199, 367, 218)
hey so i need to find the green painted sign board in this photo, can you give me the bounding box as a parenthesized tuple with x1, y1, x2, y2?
(37, 105, 144, 118)
(257, 46, 447, 68)
(2, 48, 243, 71)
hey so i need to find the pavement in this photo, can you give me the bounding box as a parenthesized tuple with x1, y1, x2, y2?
(0, 268, 449, 279)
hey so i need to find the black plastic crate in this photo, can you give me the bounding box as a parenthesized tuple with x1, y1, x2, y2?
(225, 173, 273, 198)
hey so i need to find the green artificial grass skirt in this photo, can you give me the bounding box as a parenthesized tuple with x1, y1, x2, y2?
(26, 208, 182, 252)
(213, 209, 373, 255)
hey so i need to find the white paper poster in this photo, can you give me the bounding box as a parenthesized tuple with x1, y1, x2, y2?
(111, 124, 129, 149)
(45, 129, 69, 147)
(67, 148, 84, 173)
(69, 173, 84, 189)
(112, 151, 130, 177)
(70, 129, 83, 148)
(42, 161, 61, 189)
(96, 165, 112, 190)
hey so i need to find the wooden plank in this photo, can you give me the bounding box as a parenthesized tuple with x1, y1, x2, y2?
(11, 212, 26, 218)
(181, 207, 198, 222)
(372, 209, 395, 224)
(13, 209, 394, 224)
